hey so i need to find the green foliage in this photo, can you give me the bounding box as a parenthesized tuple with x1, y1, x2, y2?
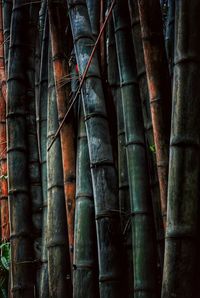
(0, 242, 10, 298)
(149, 144, 156, 154)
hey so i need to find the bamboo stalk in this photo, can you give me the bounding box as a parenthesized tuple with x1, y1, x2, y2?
(86, 0, 99, 39)
(38, 8, 49, 298)
(113, 1, 158, 297)
(67, 0, 124, 297)
(129, 0, 164, 268)
(47, 46, 72, 297)
(2, 0, 12, 75)
(0, 0, 9, 242)
(107, 15, 133, 297)
(162, 1, 200, 297)
(48, 0, 76, 267)
(73, 101, 99, 298)
(165, 0, 175, 75)
(25, 2, 42, 295)
(137, 0, 172, 228)
(6, 1, 37, 296)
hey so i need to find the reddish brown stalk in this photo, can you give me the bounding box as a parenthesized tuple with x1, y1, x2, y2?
(0, 1, 9, 241)
(48, 0, 76, 265)
(137, 0, 171, 228)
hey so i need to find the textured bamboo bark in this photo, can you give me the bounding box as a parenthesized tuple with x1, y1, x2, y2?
(73, 102, 99, 298)
(47, 48, 72, 298)
(129, 0, 164, 267)
(137, 0, 172, 227)
(107, 15, 133, 297)
(38, 9, 49, 298)
(48, 0, 76, 266)
(165, 0, 175, 75)
(2, 0, 12, 75)
(162, 2, 200, 297)
(6, 1, 36, 296)
(0, 0, 9, 242)
(113, 1, 158, 297)
(67, 1, 124, 297)
(86, 0, 99, 38)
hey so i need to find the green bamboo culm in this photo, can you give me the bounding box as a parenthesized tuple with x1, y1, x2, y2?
(161, 1, 200, 297)
(38, 8, 49, 298)
(25, 3, 42, 295)
(107, 15, 133, 297)
(6, 0, 37, 296)
(47, 46, 72, 298)
(128, 0, 164, 269)
(67, 1, 124, 297)
(113, 0, 158, 297)
(2, 0, 12, 75)
(73, 101, 99, 298)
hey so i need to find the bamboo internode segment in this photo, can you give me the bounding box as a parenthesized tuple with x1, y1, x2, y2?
(138, 0, 172, 229)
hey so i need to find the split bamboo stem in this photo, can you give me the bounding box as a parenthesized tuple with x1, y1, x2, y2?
(67, 0, 124, 296)
(48, 0, 76, 266)
(137, 0, 172, 228)
(113, 1, 158, 297)
(162, 1, 200, 297)
(47, 47, 72, 297)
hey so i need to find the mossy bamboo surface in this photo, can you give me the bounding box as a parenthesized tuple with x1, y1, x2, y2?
(73, 102, 99, 298)
(6, 1, 37, 296)
(129, 0, 164, 268)
(107, 14, 133, 297)
(137, 0, 172, 228)
(162, 1, 200, 297)
(0, 0, 9, 242)
(38, 9, 49, 298)
(113, 1, 158, 297)
(86, 0, 99, 38)
(48, 0, 76, 266)
(47, 48, 72, 298)
(2, 0, 12, 75)
(67, 0, 124, 297)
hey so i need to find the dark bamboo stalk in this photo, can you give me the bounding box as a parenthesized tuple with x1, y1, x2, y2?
(6, 1, 37, 296)
(137, 0, 172, 228)
(2, 0, 12, 75)
(23, 3, 42, 295)
(165, 0, 175, 75)
(38, 9, 49, 298)
(161, 2, 200, 297)
(129, 0, 164, 267)
(113, 1, 158, 297)
(107, 15, 133, 297)
(73, 102, 99, 298)
(47, 47, 72, 298)
(67, 1, 124, 297)
(48, 0, 76, 266)
(0, 0, 9, 242)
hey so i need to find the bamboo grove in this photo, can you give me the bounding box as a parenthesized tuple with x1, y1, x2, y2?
(0, 0, 199, 297)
